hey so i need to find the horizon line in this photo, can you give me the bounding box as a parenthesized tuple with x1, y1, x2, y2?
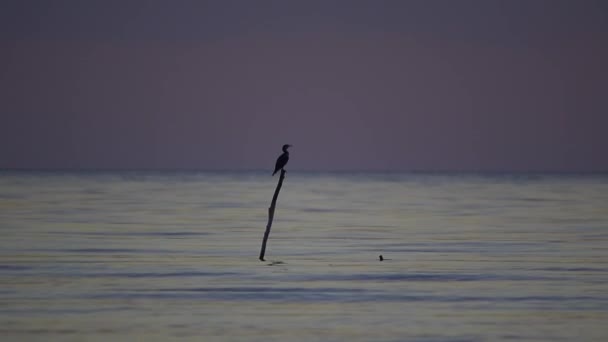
(2, 167, 608, 175)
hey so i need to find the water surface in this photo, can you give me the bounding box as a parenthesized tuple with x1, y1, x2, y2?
(1, 171, 607, 341)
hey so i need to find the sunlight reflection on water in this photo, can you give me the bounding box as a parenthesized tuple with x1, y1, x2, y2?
(1, 171, 607, 341)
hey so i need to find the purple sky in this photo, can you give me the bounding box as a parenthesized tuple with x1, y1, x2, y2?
(1, 0, 607, 171)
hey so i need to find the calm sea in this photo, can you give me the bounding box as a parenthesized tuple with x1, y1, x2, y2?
(1, 171, 607, 341)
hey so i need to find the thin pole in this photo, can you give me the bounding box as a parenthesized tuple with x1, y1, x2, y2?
(259, 169, 286, 261)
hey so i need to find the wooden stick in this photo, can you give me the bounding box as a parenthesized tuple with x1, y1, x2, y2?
(259, 169, 286, 261)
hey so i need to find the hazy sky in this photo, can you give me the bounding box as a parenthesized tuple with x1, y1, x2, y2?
(1, 0, 607, 171)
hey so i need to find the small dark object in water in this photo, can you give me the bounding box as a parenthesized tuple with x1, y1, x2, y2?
(379, 255, 384, 261)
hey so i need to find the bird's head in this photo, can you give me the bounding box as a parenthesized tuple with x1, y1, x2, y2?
(282, 144, 292, 152)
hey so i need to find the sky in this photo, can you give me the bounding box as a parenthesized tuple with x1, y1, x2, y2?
(1, 0, 607, 172)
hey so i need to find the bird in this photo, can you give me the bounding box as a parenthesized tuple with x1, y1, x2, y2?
(272, 144, 291, 176)
(379, 255, 384, 261)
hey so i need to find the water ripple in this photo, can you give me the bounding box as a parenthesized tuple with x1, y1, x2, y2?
(87, 287, 608, 306)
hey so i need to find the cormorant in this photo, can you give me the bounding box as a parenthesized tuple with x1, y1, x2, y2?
(379, 255, 384, 261)
(272, 144, 291, 176)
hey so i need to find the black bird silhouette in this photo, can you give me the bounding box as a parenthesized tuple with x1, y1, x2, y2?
(272, 144, 291, 176)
